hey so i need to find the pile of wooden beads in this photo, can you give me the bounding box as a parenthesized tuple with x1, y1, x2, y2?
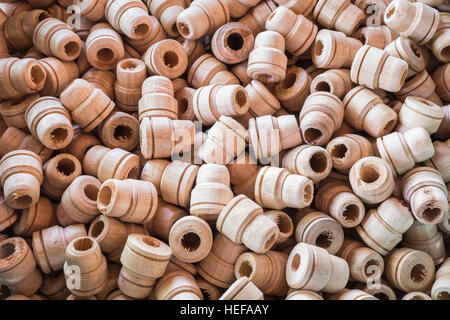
(0, 0, 449, 301)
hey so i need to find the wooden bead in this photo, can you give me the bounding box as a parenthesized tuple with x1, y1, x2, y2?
(227, 152, 260, 199)
(273, 0, 317, 16)
(85, 23, 125, 71)
(13, 197, 56, 236)
(396, 97, 444, 134)
(63, 236, 108, 296)
(299, 92, 344, 146)
(146, 199, 187, 241)
(385, 247, 435, 292)
(154, 270, 203, 300)
(0, 192, 17, 232)
(42, 153, 82, 200)
(175, 86, 196, 120)
(294, 208, 344, 254)
(98, 111, 140, 151)
(286, 242, 349, 293)
(82, 68, 116, 100)
(351, 45, 408, 92)
(97, 178, 157, 224)
(315, 181, 365, 228)
(0, 58, 46, 100)
(376, 127, 434, 177)
(402, 167, 449, 224)
(32, 224, 87, 274)
(238, 0, 276, 35)
(354, 25, 398, 50)
(247, 31, 287, 84)
(125, 15, 166, 55)
(327, 289, 378, 300)
(266, 7, 318, 56)
(0, 94, 39, 130)
(273, 66, 311, 112)
(146, 0, 186, 36)
(57, 175, 101, 226)
(177, 37, 205, 68)
(220, 276, 263, 300)
(0, 150, 43, 209)
(385, 37, 426, 78)
(425, 140, 450, 183)
(0, 237, 42, 296)
(263, 210, 293, 244)
(33, 18, 82, 61)
(432, 64, 450, 102)
(313, 0, 365, 36)
(164, 255, 198, 277)
(349, 156, 394, 204)
(143, 39, 188, 79)
(384, 0, 440, 45)
(211, 22, 254, 65)
(113, 58, 146, 112)
(188, 54, 239, 89)
(141, 160, 198, 208)
(139, 76, 178, 120)
(310, 69, 353, 100)
(61, 126, 100, 162)
(39, 57, 79, 96)
(40, 272, 70, 300)
(395, 70, 442, 105)
(356, 197, 414, 255)
(431, 258, 450, 300)
(343, 86, 398, 137)
(429, 12, 450, 63)
(76, 0, 108, 21)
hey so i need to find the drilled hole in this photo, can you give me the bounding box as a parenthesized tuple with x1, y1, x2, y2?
(227, 32, 244, 51)
(409, 294, 428, 300)
(304, 128, 322, 144)
(126, 167, 138, 179)
(0, 243, 15, 259)
(177, 22, 190, 37)
(280, 72, 296, 89)
(12, 195, 32, 208)
(440, 46, 450, 60)
(422, 208, 442, 223)
(360, 165, 379, 183)
(142, 236, 160, 247)
(134, 23, 149, 37)
(171, 23, 178, 35)
(383, 120, 395, 134)
(316, 81, 331, 92)
(163, 51, 179, 68)
(56, 158, 75, 176)
(235, 90, 247, 107)
(314, 40, 324, 56)
(181, 232, 200, 252)
(276, 214, 291, 233)
(113, 125, 132, 142)
(410, 41, 421, 58)
(410, 264, 426, 283)
(97, 48, 114, 63)
(315, 232, 332, 249)
(84, 184, 99, 201)
(238, 260, 253, 277)
(73, 238, 93, 251)
(30, 65, 45, 84)
(90, 220, 105, 238)
(64, 41, 80, 57)
(50, 128, 68, 144)
(310, 152, 327, 173)
(121, 61, 137, 70)
(38, 12, 48, 21)
(343, 204, 359, 222)
(437, 291, 450, 300)
(331, 144, 348, 159)
(291, 253, 300, 272)
(98, 185, 112, 206)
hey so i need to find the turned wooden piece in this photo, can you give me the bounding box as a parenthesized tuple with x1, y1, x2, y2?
(263, 210, 293, 244)
(85, 23, 125, 71)
(64, 237, 108, 296)
(146, 199, 187, 241)
(0, 127, 52, 162)
(188, 54, 239, 89)
(429, 12, 450, 63)
(238, 0, 277, 36)
(13, 197, 56, 236)
(98, 111, 140, 151)
(32, 224, 87, 274)
(154, 270, 203, 300)
(328, 289, 378, 300)
(82, 68, 116, 100)
(299, 92, 344, 146)
(39, 57, 79, 96)
(326, 134, 374, 174)
(425, 140, 450, 183)
(175, 86, 196, 120)
(40, 272, 70, 300)
(247, 31, 287, 84)
(57, 175, 101, 226)
(0, 192, 17, 232)
(310, 69, 353, 99)
(220, 276, 263, 300)
(0, 94, 39, 130)
(139, 76, 178, 120)
(125, 15, 166, 54)
(433, 64, 450, 102)
(211, 22, 254, 65)
(217, 195, 279, 253)
(294, 208, 344, 255)
(143, 39, 188, 79)
(265, 7, 318, 56)
(0, 58, 46, 100)
(431, 258, 450, 300)
(396, 97, 444, 134)
(0, 150, 43, 209)
(385, 37, 426, 78)
(61, 126, 101, 162)
(273, 66, 311, 112)
(227, 152, 260, 199)
(76, 0, 109, 21)
(286, 242, 349, 293)
(395, 70, 442, 106)
(83, 146, 141, 182)
(356, 197, 414, 255)
(146, 0, 186, 36)
(114, 58, 146, 112)
(384, 0, 439, 45)
(355, 26, 398, 50)
(402, 167, 449, 224)
(286, 290, 323, 300)
(385, 247, 435, 293)
(42, 153, 82, 200)
(343, 86, 398, 138)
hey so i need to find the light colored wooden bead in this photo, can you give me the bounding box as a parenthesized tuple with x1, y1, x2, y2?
(395, 70, 442, 105)
(32, 224, 87, 274)
(402, 167, 449, 224)
(247, 31, 287, 84)
(356, 197, 415, 255)
(143, 39, 188, 79)
(384, 0, 440, 45)
(425, 140, 450, 183)
(355, 25, 398, 49)
(146, 199, 186, 241)
(299, 92, 344, 146)
(0, 94, 39, 130)
(13, 197, 56, 236)
(146, 0, 186, 36)
(75, 0, 108, 21)
(154, 270, 203, 300)
(82, 68, 116, 100)
(238, 0, 277, 35)
(310, 69, 353, 99)
(377, 127, 434, 177)
(353, 279, 397, 300)
(125, 15, 166, 55)
(429, 12, 450, 63)
(294, 208, 344, 254)
(187, 54, 239, 89)
(327, 289, 378, 300)
(263, 210, 293, 244)
(431, 258, 450, 300)
(385, 37, 426, 78)
(177, 37, 205, 68)
(40, 272, 70, 300)
(220, 276, 263, 300)
(139, 76, 178, 120)
(385, 247, 435, 293)
(33, 18, 82, 61)
(227, 152, 260, 199)
(114, 58, 146, 112)
(343, 86, 398, 137)
(61, 126, 101, 162)
(39, 57, 79, 96)
(396, 97, 444, 134)
(286, 242, 349, 293)
(0, 192, 17, 232)
(98, 111, 140, 151)
(286, 289, 323, 300)
(0, 58, 46, 100)
(175, 86, 196, 120)
(211, 22, 254, 65)
(273, 66, 311, 112)
(0, 150, 43, 209)
(433, 64, 450, 102)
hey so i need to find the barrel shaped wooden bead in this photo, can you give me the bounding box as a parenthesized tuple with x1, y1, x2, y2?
(299, 92, 344, 146)
(272, 66, 310, 112)
(0, 150, 43, 209)
(384, 0, 439, 45)
(32, 224, 87, 274)
(247, 31, 287, 84)
(219, 276, 263, 300)
(265, 7, 318, 56)
(343, 86, 398, 138)
(429, 12, 450, 63)
(310, 69, 353, 99)
(143, 39, 188, 80)
(328, 289, 378, 300)
(313, 0, 365, 36)
(64, 237, 108, 296)
(0, 124, 50, 161)
(139, 76, 178, 120)
(425, 140, 450, 183)
(146, 199, 186, 241)
(431, 258, 450, 300)
(0, 94, 39, 130)
(187, 54, 239, 89)
(396, 97, 444, 134)
(396, 71, 442, 106)
(98, 111, 140, 151)
(385, 248, 435, 293)
(286, 242, 349, 293)
(356, 197, 414, 255)
(401, 167, 449, 225)
(154, 270, 203, 300)
(33, 18, 82, 61)
(351, 45, 408, 92)
(146, 0, 186, 36)
(97, 179, 158, 224)
(114, 58, 147, 112)
(211, 22, 254, 65)
(82, 68, 116, 100)
(95, 263, 121, 300)
(217, 195, 279, 253)
(124, 14, 166, 55)
(39, 57, 79, 96)
(433, 64, 450, 102)
(223, 0, 261, 19)
(0, 193, 17, 232)
(13, 197, 56, 236)
(385, 37, 426, 78)
(119, 234, 171, 298)
(354, 25, 398, 50)
(0, 58, 46, 100)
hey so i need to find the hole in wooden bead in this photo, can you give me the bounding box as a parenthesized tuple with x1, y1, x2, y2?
(291, 253, 301, 272)
(113, 125, 132, 142)
(98, 185, 112, 206)
(360, 165, 379, 183)
(121, 61, 137, 70)
(382, 120, 395, 135)
(163, 51, 179, 68)
(200, 288, 211, 300)
(134, 23, 149, 38)
(280, 72, 296, 89)
(238, 260, 253, 277)
(142, 236, 160, 247)
(38, 12, 48, 21)
(178, 98, 188, 114)
(310, 152, 327, 173)
(73, 238, 93, 251)
(331, 144, 348, 159)
(84, 184, 99, 202)
(50, 128, 68, 144)
(304, 185, 312, 203)
(314, 40, 324, 56)
(0, 243, 15, 259)
(11, 195, 32, 208)
(422, 207, 442, 223)
(97, 48, 114, 63)
(304, 128, 323, 144)
(364, 259, 380, 277)
(441, 46, 450, 60)
(90, 220, 105, 238)
(235, 90, 247, 107)
(56, 158, 76, 176)
(275, 214, 291, 233)
(181, 232, 200, 252)
(226, 33, 244, 51)
(409, 41, 421, 58)
(437, 291, 450, 300)
(342, 204, 359, 223)
(315, 81, 331, 92)
(64, 41, 80, 57)
(374, 292, 389, 300)
(30, 65, 45, 85)
(126, 167, 138, 179)
(177, 22, 190, 37)
(315, 232, 332, 249)
(410, 264, 427, 283)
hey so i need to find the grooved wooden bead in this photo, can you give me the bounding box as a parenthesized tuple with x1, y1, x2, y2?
(286, 242, 349, 293)
(76, 0, 108, 21)
(139, 76, 177, 120)
(238, 0, 276, 35)
(0, 192, 17, 232)
(356, 197, 415, 255)
(177, 37, 205, 69)
(188, 54, 239, 89)
(13, 197, 56, 236)
(39, 57, 79, 96)
(247, 31, 287, 84)
(0, 150, 43, 209)
(175, 86, 196, 120)
(154, 270, 203, 300)
(385, 247, 435, 293)
(429, 12, 450, 63)
(0, 58, 46, 99)
(143, 39, 188, 79)
(286, 290, 323, 300)
(262, 210, 293, 244)
(227, 152, 260, 199)
(431, 258, 450, 300)
(61, 126, 101, 162)
(273, 66, 311, 112)
(0, 94, 39, 130)
(211, 22, 254, 65)
(125, 15, 166, 55)
(98, 111, 140, 151)
(146, 0, 186, 36)
(294, 208, 344, 254)
(425, 140, 450, 183)
(146, 199, 186, 241)
(40, 272, 70, 300)
(310, 69, 353, 99)
(395, 70, 442, 105)
(299, 92, 344, 146)
(32, 224, 87, 274)
(396, 97, 444, 134)
(64, 237, 108, 296)
(384, 0, 440, 45)
(219, 276, 263, 300)
(82, 68, 116, 100)
(33, 18, 82, 61)
(354, 25, 398, 49)
(343, 86, 398, 137)
(385, 37, 426, 78)
(327, 289, 378, 300)
(433, 64, 450, 102)
(314, 0, 364, 35)
(114, 58, 146, 112)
